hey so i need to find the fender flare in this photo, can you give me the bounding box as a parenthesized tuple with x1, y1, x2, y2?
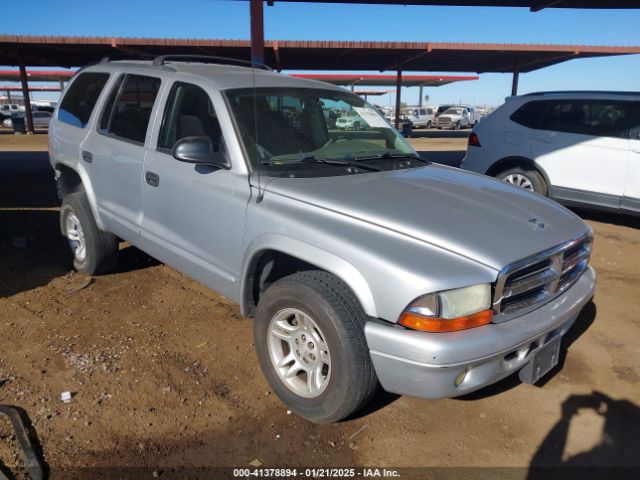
(54, 161, 107, 231)
(240, 233, 378, 318)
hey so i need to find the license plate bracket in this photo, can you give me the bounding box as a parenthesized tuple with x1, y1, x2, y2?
(519, 336, 562, 384)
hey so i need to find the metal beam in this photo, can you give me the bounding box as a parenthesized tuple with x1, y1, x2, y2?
(395, 68, 402, 130)
(530, 0, 565, 12)
(418, 83, 424, 107)
(18, 58, 34, 134)
(250, 0, 265, 65)
(511, 64, 520, 96)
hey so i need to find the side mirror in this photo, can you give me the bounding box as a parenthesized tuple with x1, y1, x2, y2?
(172, 136, 230, 169)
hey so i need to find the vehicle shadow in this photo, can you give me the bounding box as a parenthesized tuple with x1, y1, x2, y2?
(0, 150, 158, 298)
(527, 391, 640, 476)
(410, 129, 470, 139)
(346, 388, 400, 421)
(457, 300, 597, 400)
(570, 208, 640, 229)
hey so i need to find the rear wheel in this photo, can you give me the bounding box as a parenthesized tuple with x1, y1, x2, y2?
(60, 192, 119, 275)
(496, 166, 548, 196)
(254, 271, 378, 423)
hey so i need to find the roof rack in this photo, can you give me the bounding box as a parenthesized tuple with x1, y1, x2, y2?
(522, 90, 639, 97)
(151, 54, 272, 71)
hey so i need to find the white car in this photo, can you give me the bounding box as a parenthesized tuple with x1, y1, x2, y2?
(2, 111, 52, 128)
(435, 106, 478, 129)
(461, 91, 640, 215)
(335, 113, 363, 130)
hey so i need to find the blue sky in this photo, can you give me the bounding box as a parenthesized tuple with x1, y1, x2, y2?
(4, 0, 640, 106)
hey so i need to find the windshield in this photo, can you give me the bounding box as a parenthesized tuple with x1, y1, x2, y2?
(443, 108, 463, 115)
(225, 87, 422, 177)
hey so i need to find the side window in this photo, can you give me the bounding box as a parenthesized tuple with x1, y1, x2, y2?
(99, 75, 125, 131)
(58, 72, 109, 128)
(99, 74, 161, 144)
(158, 82, 225, 154)
(510, 100, 549, 129)
(537, 99, 639, 139)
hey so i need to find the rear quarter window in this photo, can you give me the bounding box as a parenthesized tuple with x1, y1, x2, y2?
(509, 100, 548, 129)
(58, 72, 110, 128)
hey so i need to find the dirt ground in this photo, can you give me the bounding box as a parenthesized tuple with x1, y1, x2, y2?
(1, 132, 639, 479)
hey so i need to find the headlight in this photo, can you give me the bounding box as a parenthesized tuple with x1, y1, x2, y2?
(399, 284, 493, 333)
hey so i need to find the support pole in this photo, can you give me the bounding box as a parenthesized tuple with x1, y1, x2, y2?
(418, 83, 423, 107)
(511, 64, 520, 96)
(7, 90, 11, 102)
(59, 77, 65, 92)
(350, 82, 355, 92)
(395, 68, 402, 130)
(250, 0, 265, 66)
(18, 58, 34, 134)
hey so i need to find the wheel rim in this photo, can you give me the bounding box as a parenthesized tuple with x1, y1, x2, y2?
(267, 308, 331, 398)
(65, 211, 87, 262)
(503, 173, 534, 191)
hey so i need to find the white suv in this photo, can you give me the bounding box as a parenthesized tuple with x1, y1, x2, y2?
(461, 91, 640, 215)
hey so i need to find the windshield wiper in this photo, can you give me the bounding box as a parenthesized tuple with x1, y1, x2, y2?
(351, 152, 429, 164)
(265, 155, 381, 172)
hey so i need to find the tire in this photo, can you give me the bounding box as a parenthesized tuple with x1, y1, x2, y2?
(60, 192, 119, 275)
(496, 166, 548, 196)
(353, 121, 360, 130)
(455, 121, 461, 130)
(254, 271, 379, 423)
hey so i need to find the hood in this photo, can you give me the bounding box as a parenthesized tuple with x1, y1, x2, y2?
(263, 165, 590, 270)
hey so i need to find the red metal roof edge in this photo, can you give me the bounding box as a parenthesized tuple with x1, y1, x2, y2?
(1, 35, 639, 54)
(0, 69, 74, 76)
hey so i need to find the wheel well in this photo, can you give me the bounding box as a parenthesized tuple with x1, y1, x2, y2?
(244, 250, 322, 317)
(486, 157, 547, 181)
(55, 164, 84, 199)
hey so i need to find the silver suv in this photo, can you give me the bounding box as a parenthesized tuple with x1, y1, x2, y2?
(49, 56, 596, 423)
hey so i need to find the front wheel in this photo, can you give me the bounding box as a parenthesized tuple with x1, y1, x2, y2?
(60, 192, 119, 275)
(496, 166, 548, 196)
(254, 271, 378, 423)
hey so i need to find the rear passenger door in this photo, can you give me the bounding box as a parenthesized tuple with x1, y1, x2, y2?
(140, 81, 250, 300)
(532, 99, 629, 206)
(82, 73, 161, 241)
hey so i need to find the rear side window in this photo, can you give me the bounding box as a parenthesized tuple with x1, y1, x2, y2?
(99, 74, 161, 144)
(510, 100, 549, 129)
(538, 99, 639, 139)
(58, 72, 109, 128)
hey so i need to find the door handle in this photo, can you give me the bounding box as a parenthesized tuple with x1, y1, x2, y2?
(145, 171, 160, 187)
(81, 150, 93, 163)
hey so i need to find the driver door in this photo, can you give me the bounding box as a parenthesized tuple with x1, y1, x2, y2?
(140, 81, 251, 299)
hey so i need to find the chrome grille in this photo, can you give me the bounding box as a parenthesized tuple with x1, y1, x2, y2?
(493, 234, 592, 320)
(438, 116, 452, 124)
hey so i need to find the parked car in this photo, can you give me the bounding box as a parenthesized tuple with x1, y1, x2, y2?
(0, 103, 21, 116)
(2, 111, 52, 129)
(461, 91, 640, 215)
(335, 113, 363, 129)
(398, 106, 434, 128)
(49, 57, 595, 423)
(435, 104, 455, 118)
(435, 106, 480, 129)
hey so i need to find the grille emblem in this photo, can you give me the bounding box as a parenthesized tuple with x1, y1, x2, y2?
(528, 218, 547, 231)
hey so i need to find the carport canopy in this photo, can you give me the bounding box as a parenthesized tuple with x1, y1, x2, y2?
(254, 1, 639, 12)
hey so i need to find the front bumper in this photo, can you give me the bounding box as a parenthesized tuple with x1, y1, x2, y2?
(364, 266, 596, 399)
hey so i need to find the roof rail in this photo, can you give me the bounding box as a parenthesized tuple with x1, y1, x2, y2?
(522, 90, 639, 97)
(151, 54, 272, 71)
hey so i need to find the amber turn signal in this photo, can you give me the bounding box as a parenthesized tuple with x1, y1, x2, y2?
(399, 309, 493, 333)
